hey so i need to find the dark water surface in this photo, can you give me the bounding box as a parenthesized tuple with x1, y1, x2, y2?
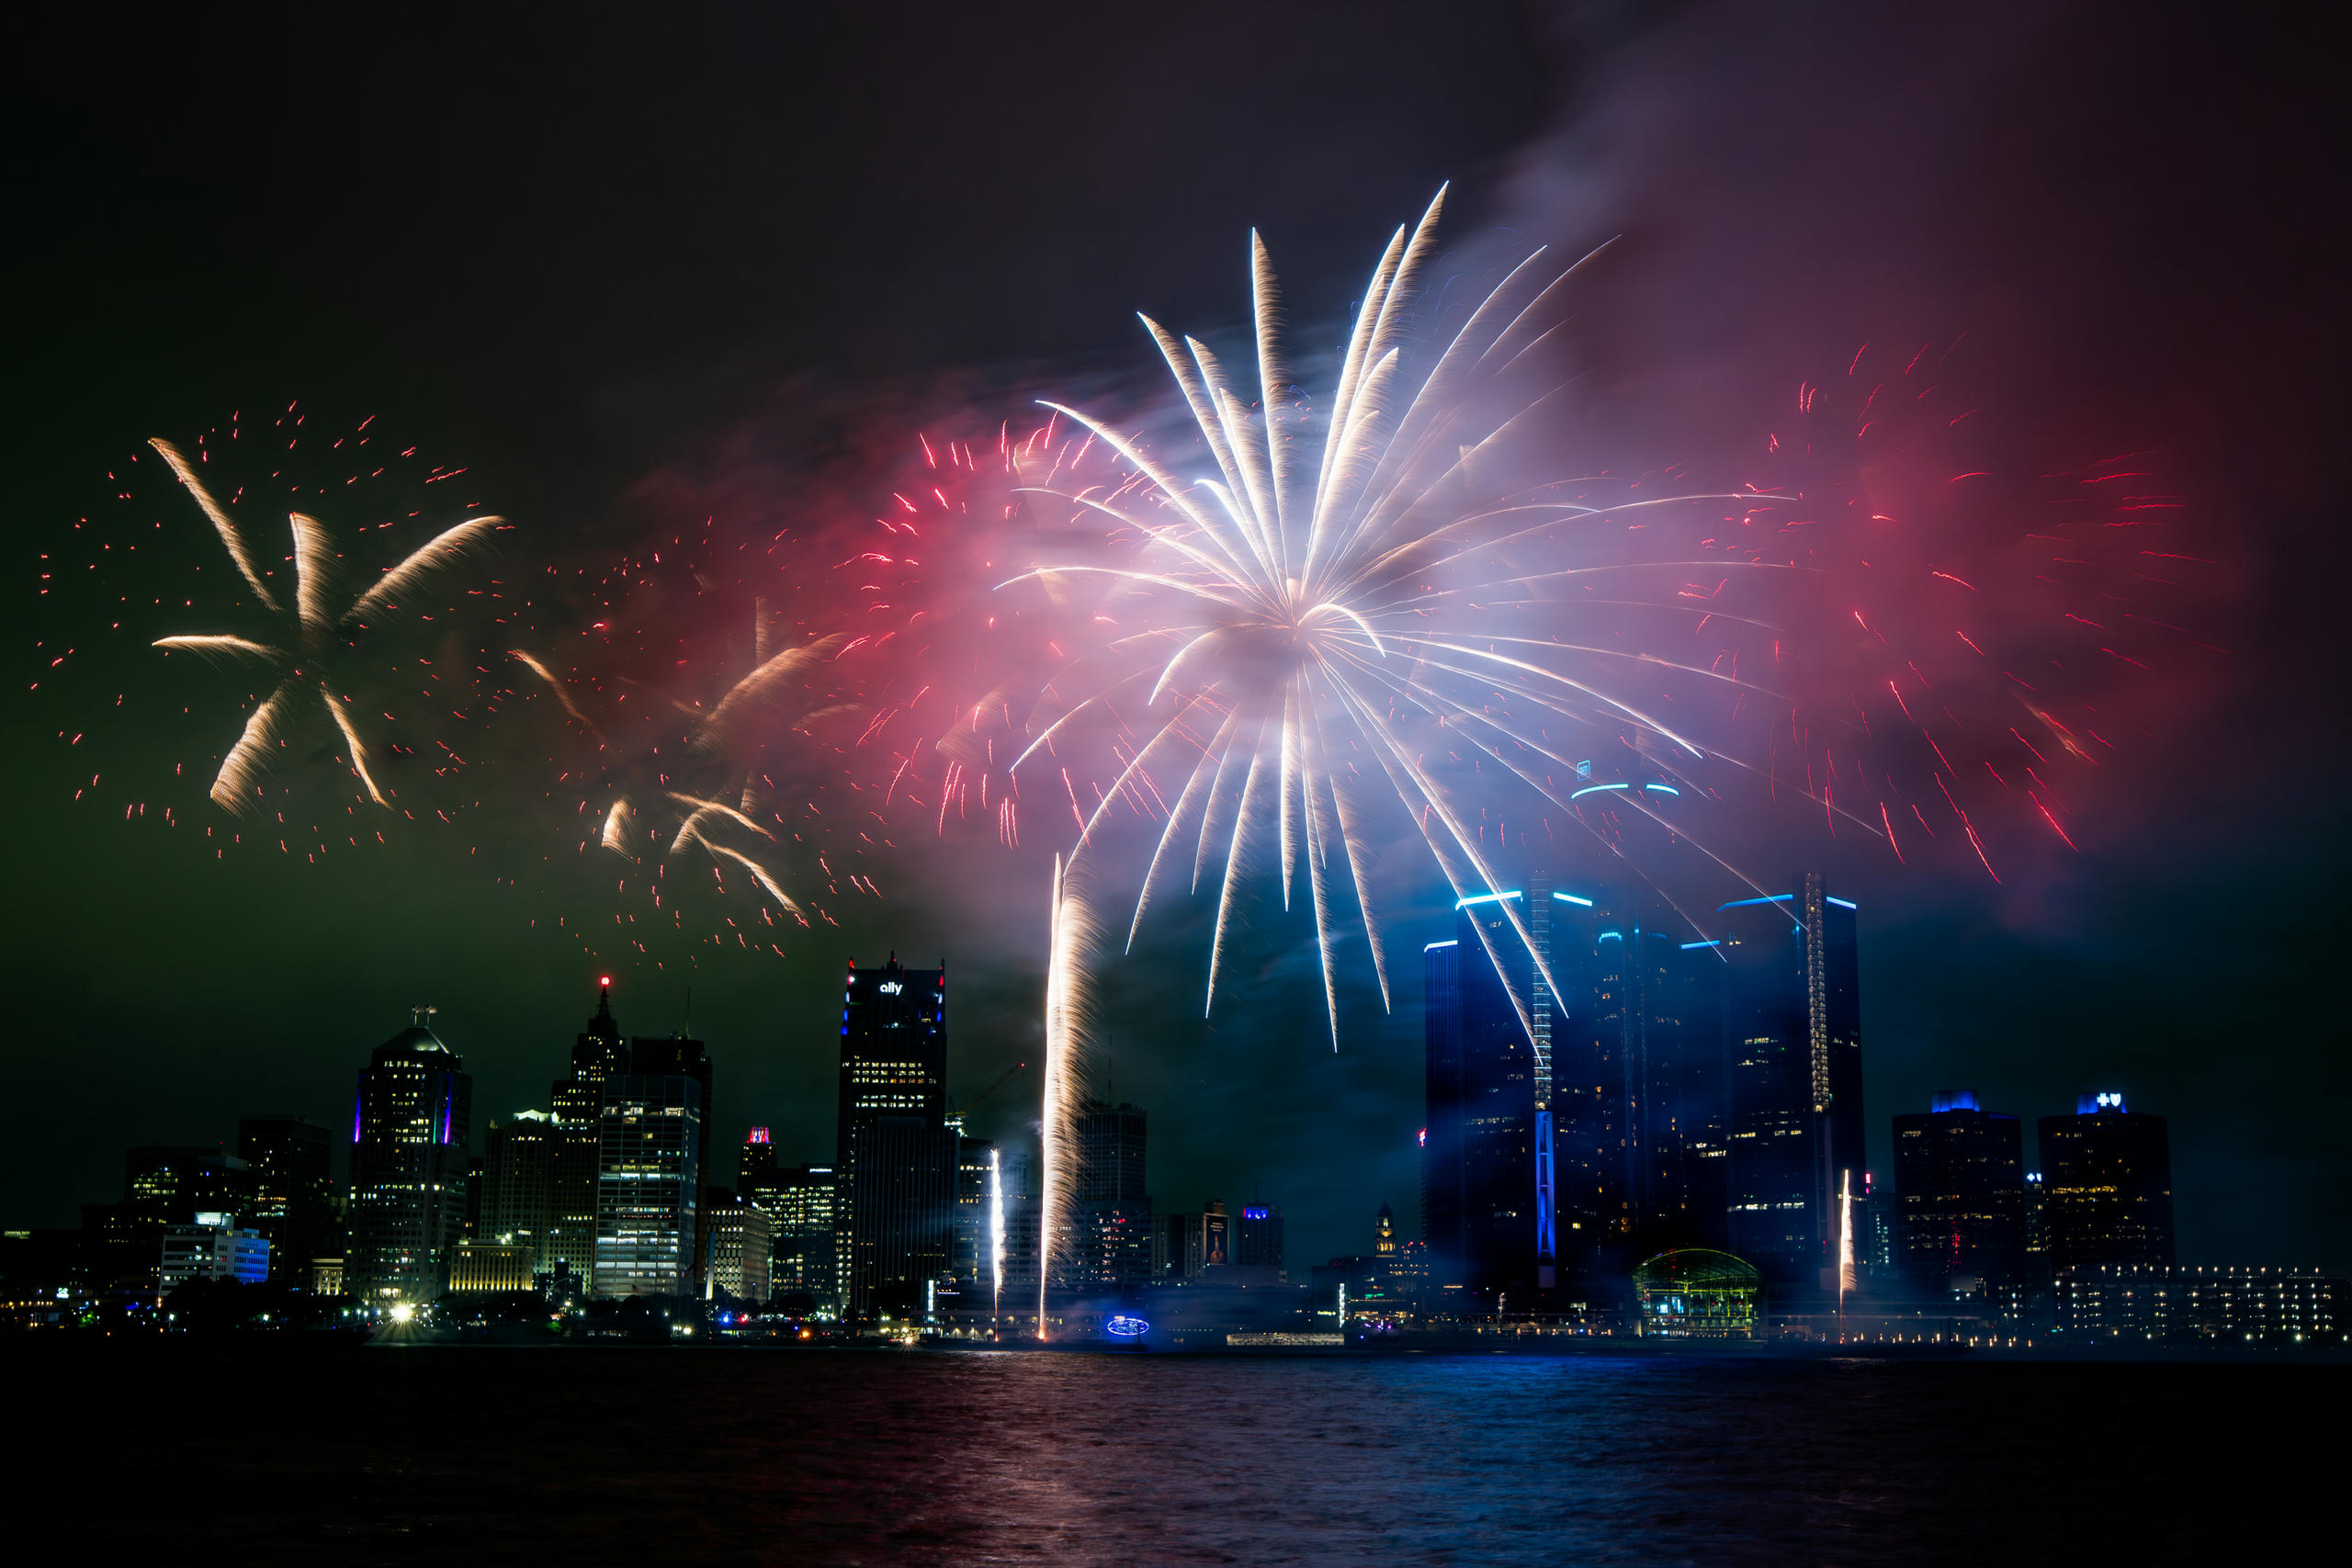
(11, 1345, 2331, 1564)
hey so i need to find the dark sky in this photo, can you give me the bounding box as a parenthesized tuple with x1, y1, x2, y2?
(6, 2, 2345, 1270)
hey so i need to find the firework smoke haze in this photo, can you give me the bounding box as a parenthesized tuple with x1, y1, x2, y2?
(10, 1, 2341, 1276)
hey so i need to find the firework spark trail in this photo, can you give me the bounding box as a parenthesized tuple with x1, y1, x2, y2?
(1035, 850, 1099, 1339)
(505, 618, 845, 922)
(149, 434, 505, 811)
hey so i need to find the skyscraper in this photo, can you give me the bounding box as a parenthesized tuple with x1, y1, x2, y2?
(1422, 893, 1540, 1303)
(739, 1126, 777, 1192)
(345, 1013, 473, 1305)
(759, 1165, 839, 1314)
(1892, 1091, 2027, 1291)
(480, 1111, 557, 1270)
(1720, 874, 1862, 1291)
(235, 1116, 334, 1282)
(946, 1127, 999, 1314)
(1236, 1203, 1285, 1274)
(1067, 1100, 1151, 1292)
(836, 954, 954, 1319)
(593, 1072, 703, 1297)
(630, 1031, 714, 1288)
(548, 980, 629, 1292)
(2039, 1092, 2175, 1271)
(1554, 884, 1732, 1274)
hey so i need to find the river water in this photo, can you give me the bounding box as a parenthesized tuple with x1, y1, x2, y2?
(15, 1344, 2329, 1563)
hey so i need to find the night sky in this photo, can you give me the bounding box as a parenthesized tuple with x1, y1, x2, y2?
(6, 2, 2344, 1272)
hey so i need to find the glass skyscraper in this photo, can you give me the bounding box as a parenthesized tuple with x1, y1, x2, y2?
(1426, 874, 1747, 1306)
(592, 1073, 703, 1297)
(1422, 892, 1540, 1303)
(345, 1014, 473, 1305)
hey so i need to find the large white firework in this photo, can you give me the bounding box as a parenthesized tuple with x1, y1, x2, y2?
(1010, 189, 1775, 1053)
(149, 437, 502, 812)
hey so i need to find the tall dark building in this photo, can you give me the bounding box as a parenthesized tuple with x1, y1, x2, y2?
(345, 1014, 473, 1305)
(548, 980, 629, 1291)
(235, 1117, 334, 1281)
(479, 1111, 557, 1269)
(1720, 874, 1862, 1291)
(946, 1126, 998, 1313)
(1427, 869, 1741, 1307)
(1066, 1100, 1151, 1293)
(739, 1126, 777, 1192)
(836, 953, 955, 1319)
(1422, 894, 1541, 1303)
(1236, 1203, 1285, 1274)
(2039, 1092, 2175, 1271)
(1554, 883, 1732, 1274)
(1892, 1091, 2026, 1291)
(630, 1031, 713, 1288)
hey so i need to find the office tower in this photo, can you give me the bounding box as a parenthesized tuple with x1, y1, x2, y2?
(630, 1031, 714, 1287)
(740, 1126, 777, 1191)
(1237, 1203, 1286, 1273)
(548, 980, 630, 1291)
(593, 1073, 703, 1296)
(1554, 883, 1732, 1270)
(159, 1212, 269, 1293)
(836, 954, 955, 1319)
(1892, 1091, 2027, 1291)
(2023, 1172, 2048, 1259)
(1065, 1100, 1151, 1292)
(235, 1116, 334, 1281)
(480, 1111, 557, 1269)
(703, 1191, 771, 1303)
(2039, 1092, 2176, 1271)
(946, 1128, 998, 1313)
(1719, 874, 1862, 1291)
(345, 1013, 473, 1305)
(1422, 892, 1541, 1303)
(760, 1165, 840, 1314)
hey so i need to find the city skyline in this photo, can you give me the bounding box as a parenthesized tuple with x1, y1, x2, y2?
(8, 886, 2335, 1280)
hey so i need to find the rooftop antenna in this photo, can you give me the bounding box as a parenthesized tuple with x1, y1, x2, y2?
(412, 1004, 437, 1028)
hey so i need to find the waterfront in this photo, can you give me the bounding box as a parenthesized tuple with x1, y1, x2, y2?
(14, 1344, 2328, 1564)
